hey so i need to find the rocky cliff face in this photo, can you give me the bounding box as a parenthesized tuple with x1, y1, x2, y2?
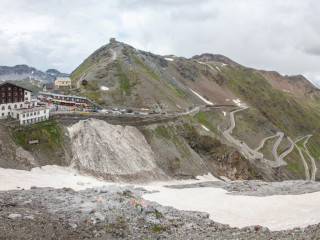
(68, 118, 167, 182)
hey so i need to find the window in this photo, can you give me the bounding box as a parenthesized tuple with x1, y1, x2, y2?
(44, 110, 46, 114)
(8, 112, 10, 116)
(8, 92, 11, 97)
(14, 105, 17, 109)
(1, 106, 4, 110)
(20, 104, 23, 108)
(1, 93, 5, 97)
(8, 87, 11, 91)
(8, 106, 11, 110)
(2, 113, 4, 116)
(23, 114, 25, 118)
(25, 92, 27, 95)
(20, 92, 23, 96)
(26, 113, 29, 117)
(23, 120, 25, 124)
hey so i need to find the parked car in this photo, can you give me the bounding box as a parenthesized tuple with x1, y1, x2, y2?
(126, 109, 133, 113)
(134, 111, 140, 115)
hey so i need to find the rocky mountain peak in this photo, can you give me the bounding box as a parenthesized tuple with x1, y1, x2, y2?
(191, 53, 241, 67)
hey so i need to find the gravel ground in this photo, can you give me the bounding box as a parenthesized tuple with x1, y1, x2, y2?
(1, 183, 320, 239)
(166, 180, 320, 196)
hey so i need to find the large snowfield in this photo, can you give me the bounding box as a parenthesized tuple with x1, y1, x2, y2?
(1, 166, 320, 231)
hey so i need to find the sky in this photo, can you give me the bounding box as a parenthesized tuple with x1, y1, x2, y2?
(0, 0, 320, 87)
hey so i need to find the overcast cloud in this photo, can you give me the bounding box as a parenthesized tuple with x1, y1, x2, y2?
(0, 0, 320, 87)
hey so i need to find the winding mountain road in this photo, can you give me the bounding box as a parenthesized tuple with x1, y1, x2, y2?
(223, 108, 289, 167)
(302, 135, 317, 181)
(254, 133, 279, 152)
(296, 144, 311, 181)
(272, 132, 286, 166)
(278, 137, 294, 163)
(304, 149, 317, 181)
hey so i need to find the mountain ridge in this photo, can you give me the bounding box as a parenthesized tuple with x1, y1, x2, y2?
(0, 64, 68, 83)
(68, 40, 320, 180)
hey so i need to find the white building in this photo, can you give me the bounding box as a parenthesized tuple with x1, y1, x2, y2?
(0, 82, 50, 125)
(12, 107, 50, 125)
(0, 82, 32, 118)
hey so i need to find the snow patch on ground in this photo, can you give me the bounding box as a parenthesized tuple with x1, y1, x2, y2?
(201, 125, 210, 131)
(233, 99, 247, 108)
(189, 88, 214, 105)
(0, 165, 110, 191)
(165, 58, 174, 61)
(143, 186, 320, 231)
(2, 165, 320, 231)
(226, 99, 230, 102)
(223, 111, 226, 117)
(282, 89, 290, 93)
(101, 86, 109, 91)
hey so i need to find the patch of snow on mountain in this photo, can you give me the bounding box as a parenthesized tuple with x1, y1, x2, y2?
(202, 125, 210, 131)
(189, 88, 214, 105)
(101, 86, 109, 91)
(0, 165, 110, 191)
(233, 99, 247, 108)
(165, 58, 174, 61)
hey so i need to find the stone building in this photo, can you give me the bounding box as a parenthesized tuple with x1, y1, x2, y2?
(54, 77, 71, 89)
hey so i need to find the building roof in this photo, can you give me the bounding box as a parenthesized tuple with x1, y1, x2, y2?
(54, 77, 71, 82)
(0, 81, 32, 92)
(12, 106, 48, 114)
(38, 92, 87, 100)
